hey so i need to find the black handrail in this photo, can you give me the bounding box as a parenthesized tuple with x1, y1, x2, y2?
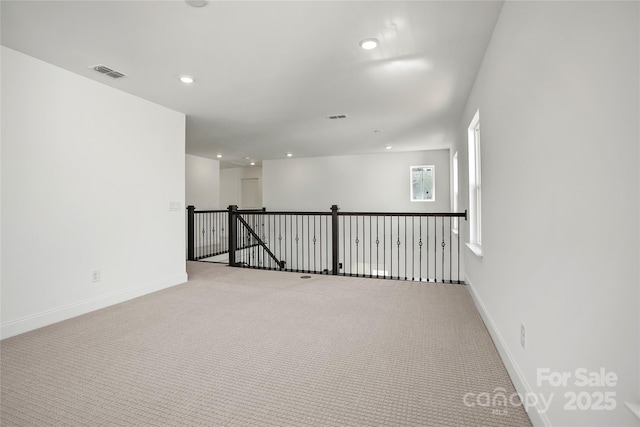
(340, 211, 467, 218)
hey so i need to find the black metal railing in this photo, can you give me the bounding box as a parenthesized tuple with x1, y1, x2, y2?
(233, 207, 287, 269)
(337, 212, 464, 283)
(187, 205, 467, 284)
(186, 206, 228, 261)
(233, 208, 332, 273)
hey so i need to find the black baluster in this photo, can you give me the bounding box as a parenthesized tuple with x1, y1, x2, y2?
(440, 217, 446, 283)
(397, 216, 401, 280)
(457, 214, 461, 283)
(201, 220, 206, 259)
(376, 216, 380, 278)
(203, 212, 207, 258)
(411, 217, 415, 281)
(331, 206, 339, 275)
(307, 215, 311, 272)
(278, 215, 283, 268)
(295, 215, 299, 272)
(211, 212, 218, 255)
(426, 216, 430, 281)
(389, 216, 393, 280)
(325, 215, 328, 274)
(288, 214, 291, 271)
(419, 218, 423, 281)
(318, 215, 322, 273)
(355, 215, 359, 277)
(362, 215, 366, 277)
(449, 217, 452, 283)
(313, 215, 317, 273)
(384, 216, 387, 279)
(342, 215, 347, 276)
(404, 216, 407, 280)
(268, 214, 272, 270)
(435, 216, 439, 282)
(369, 216, 372, 278)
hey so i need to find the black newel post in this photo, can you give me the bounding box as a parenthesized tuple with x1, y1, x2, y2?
(331, 204, 339, 275)
(228, 205, 238, 267)
(187, 205, 195, 261)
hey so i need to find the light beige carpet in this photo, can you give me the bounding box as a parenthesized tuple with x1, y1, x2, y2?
(1, 262, 532, 426)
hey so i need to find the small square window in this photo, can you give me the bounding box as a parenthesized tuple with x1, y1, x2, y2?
(410, 165, 435, 202)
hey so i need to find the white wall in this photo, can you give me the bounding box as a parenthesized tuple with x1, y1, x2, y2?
(186, 154, 220, 210)
(454, 3, 639, 426)
(1, 47, 187, 338)
(220, 166, 262, 209)
(263, 150, 450, 212)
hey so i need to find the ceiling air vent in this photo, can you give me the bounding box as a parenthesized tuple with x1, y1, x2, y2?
(89, 64, 127, 79)
(326, 114, 348, 120)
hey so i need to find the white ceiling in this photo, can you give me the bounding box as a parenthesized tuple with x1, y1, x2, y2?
(1, 0, 503, 168)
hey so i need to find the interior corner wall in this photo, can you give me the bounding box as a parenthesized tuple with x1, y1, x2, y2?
(1, 47, 187, 339)
(454, 2, 639, 426)
(262, 150, 450, 212)
(186, 154, 220, 210)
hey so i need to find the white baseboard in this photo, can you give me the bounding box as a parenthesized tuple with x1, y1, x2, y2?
(1, 273, 188, 340)
(465, 274, 552, 427)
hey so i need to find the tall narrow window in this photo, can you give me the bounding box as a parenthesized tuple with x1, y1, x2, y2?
(468, 110, 482, 252)
(452, 151, 459, 233)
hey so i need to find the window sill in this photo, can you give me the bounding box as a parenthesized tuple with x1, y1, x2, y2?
(625, 402, 640, 420)
(466, 243, 483, 258)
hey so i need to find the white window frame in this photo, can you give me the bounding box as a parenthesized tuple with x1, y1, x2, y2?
(410, 165, 435, 202)
(467, 110, 482, 256)
(452, 151, 459, 233)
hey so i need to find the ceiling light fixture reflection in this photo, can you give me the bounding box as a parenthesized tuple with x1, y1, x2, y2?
(287, 153, 293, 157)
(179, 75, 194, 84)
(185, 0, 208, 7)
(385, 146, 392, 150)
(216, 154, 222, 158)
(250, 162, 256, 166)
(359, 38, 379, 50)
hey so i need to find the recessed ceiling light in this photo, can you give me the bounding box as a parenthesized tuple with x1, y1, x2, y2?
(359, 38, 379, 50)
(250, 162, 256, 166)
(385, 145, 392, 150)
(287, 153, 293, 157)
(185, 0, 208, 7)
(216, 154, 222, 158)
(179, 75, 194, 84)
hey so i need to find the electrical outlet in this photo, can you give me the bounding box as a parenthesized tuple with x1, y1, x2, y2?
(92, 270, 101, 283)
(520, 323, 526, 349)
(338, 262, 343, 269)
